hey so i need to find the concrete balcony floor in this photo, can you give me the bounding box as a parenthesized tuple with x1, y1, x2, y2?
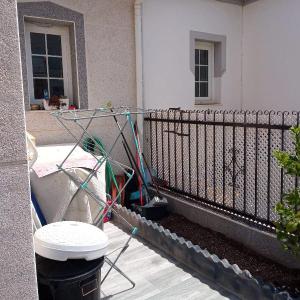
(101, 222, 237, 300)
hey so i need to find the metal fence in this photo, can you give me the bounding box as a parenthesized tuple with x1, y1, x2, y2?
(143, 109, 300, 230)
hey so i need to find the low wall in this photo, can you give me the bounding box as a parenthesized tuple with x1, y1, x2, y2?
(113, 205, 293, 300)
(156, 188, 300, 270)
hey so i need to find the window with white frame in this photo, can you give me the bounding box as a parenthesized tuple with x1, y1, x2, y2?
(25, 23, 73, 105)
(195, 41, 214, 100)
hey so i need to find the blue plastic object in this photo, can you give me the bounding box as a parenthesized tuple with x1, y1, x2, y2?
(132, 227, 138, 235)
(81, 182, 88, 190)
(31, 189, 47, 226)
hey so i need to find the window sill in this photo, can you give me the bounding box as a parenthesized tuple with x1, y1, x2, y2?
(26, 109, 58, 113)
(195, 99, 221, 105)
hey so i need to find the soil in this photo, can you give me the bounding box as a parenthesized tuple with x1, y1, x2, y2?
(158, 213, 300, 297)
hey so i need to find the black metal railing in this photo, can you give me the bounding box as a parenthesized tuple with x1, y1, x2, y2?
(143, 109, 300, 230)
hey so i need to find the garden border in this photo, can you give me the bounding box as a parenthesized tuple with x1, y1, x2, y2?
(154, 188, 300, 270)
(113, 204, 297, 300)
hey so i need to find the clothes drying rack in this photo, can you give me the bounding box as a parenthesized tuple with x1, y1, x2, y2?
(51, 106, 149, 289)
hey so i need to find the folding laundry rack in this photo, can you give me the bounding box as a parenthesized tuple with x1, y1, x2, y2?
(51, 106, 148, 289)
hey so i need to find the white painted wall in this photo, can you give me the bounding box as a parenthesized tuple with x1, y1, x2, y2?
(242, 0, 300, 111)
(142, 0, 243, 110)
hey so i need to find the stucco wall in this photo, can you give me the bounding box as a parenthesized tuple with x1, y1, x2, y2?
(242, 0, 300, 111)
(0, 1, 38, 299)
(19, 0, 136, 156)
(142, 0, 243, 110)
(142, 0, 300, 112)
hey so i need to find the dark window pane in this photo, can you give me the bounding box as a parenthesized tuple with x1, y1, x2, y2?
(30, 33, 46, 55)
(195, 49, 199, 65)
(50, 79, 64, 97)
(34, 79, 48, 99)
(48, 57, 63, 78)
(200, 49, 208, 65)
(200, 66, 208, 81)
(47, 34, 62, 56)
(195, 66, 200, 81)
(200, 82, 208, 97)
(32, 56, 47, 77)
(195, 82, 199, 97)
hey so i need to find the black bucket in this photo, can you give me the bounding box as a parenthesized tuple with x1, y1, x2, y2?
(36, 254, 104, 300)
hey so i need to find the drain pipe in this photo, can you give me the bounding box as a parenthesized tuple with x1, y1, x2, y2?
(134, 0, 144, 148)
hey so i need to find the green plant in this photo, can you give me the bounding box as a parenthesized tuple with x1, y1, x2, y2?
(274, 126, 300, 255)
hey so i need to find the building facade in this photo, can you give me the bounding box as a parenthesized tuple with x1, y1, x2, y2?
(141, 0, 300, 111)
(1, 0, 300, 299)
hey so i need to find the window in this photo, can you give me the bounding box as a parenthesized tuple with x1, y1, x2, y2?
(195, 42, 214, 101)
(25, 23, 72, 105)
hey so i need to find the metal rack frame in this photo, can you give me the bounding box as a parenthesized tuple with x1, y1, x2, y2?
(51, 106, 149, 290)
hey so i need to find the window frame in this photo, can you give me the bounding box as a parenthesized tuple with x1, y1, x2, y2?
(25, 22, 73, 105)
(194, 41, 214, 103)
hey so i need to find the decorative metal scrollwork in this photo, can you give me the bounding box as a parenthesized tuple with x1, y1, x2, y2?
(225, 147, 245, 189)
(164, 108, 190, 137)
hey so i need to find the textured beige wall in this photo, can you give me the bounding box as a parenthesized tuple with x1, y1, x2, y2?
(0, 0, 38, 299)
(25, 110, 134, 165)
(20, 0, 136, 154)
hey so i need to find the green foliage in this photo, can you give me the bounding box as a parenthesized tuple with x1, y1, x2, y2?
(274, 126, 300, 255)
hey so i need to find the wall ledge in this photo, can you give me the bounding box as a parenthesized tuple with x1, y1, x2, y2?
(112, 204, 295, 300)
(155, 188, 300, 269)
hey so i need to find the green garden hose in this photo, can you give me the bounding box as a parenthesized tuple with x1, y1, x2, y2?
(82, 136, 119, 199)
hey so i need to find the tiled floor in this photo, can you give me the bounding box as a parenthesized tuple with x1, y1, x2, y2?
(101, 222, 238, 300)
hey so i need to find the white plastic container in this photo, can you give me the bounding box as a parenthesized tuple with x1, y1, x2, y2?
(34, 221, 109, 261)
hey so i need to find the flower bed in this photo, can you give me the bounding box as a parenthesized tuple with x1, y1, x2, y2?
(112, 205, 299, 300)
(159, 213, 300, 298)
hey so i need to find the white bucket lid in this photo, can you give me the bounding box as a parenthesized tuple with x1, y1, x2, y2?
(34, 221, 109, 261)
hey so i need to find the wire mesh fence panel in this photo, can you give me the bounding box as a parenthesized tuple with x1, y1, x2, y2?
(143, 114, 151, 166)
(197, 114, 206, 199)
(144, 109, 300, 230)
(189, 112, 198, 196)
(231, 112, 245, 212)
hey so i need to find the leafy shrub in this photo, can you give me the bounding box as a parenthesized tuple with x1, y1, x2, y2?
(274, 126, 300, 255)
